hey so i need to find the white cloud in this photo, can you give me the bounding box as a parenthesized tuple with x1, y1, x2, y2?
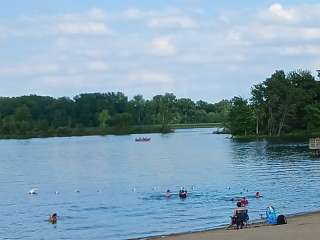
(123, 8, 144, 20)
(268, 3, 296, 22)
(0, 8, 111, 38)
(280, 45, 320, 56)
(123, 7, 197, 29)
(87, 61, 109, 71)
(151, 36, 176, 56)
(127, 71, 173, 84)
(0, 63, 60, 77)
(55, 22, 109, 35)
(259, 3, 320, 26)
(1, 3, 320, 100)
(148, 15, 196, 29)
(88, 8, 107, 20)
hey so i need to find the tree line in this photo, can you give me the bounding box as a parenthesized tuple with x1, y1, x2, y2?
(226, 70, 320, 137)
(0, 92, 230, 138)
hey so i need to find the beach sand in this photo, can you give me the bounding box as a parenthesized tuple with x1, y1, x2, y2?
(149, 212, 320, 240)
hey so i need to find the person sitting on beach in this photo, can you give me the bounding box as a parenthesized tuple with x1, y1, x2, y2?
(49, 213, 58, 224)
(165, 189, 172, 197)
(179, 189, 187, 199)
(233, 202, 249, 229)
(240, 197, 248, 207)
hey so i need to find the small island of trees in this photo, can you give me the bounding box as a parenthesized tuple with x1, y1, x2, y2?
(226, 70, 320, 138)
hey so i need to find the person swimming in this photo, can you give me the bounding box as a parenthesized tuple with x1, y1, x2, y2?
(49, 213, 57, 224)
(255, 191, 262, 198)
(179, 189, 187, 199)
(165, 189, 172, 197)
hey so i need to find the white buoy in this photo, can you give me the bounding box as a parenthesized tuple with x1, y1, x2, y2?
(28, 188, 39, 195)
(55, 191, 59, 195)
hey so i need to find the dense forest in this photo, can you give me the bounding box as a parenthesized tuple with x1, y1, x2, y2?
(2, 69, 318, 139)
(0, 92, 230, 138)
(226, 70, 320, 137)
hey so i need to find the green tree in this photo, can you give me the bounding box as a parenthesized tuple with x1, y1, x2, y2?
(251, 83, 266, 135)
(98, 110, 110, 129)
(15, 105, 32, 122)
(112, 113, 132, 129)
(227, 97, 254, 136)
(306, 104, 320, 131)
(153, 93, 176, 128)
(130, 95, 145, 125)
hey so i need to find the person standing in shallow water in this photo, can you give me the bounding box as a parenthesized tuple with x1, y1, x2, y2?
(179, 189, 187, 199)
(49, 213, 58, 224)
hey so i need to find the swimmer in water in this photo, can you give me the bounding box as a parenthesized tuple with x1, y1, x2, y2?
(165, 189, 172, 197)
(49, 213, 57, 224)
(179, 189, 187, 199)
(255, 191, 262, 198)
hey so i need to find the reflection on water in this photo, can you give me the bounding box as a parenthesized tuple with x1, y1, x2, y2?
(0, 129, 319, 239)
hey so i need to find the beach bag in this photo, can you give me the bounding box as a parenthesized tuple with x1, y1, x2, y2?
(277, 215, 287, 225)
(266, 206, 277, 225)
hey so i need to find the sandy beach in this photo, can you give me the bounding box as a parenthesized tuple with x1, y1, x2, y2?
(149, 212, 320, 240)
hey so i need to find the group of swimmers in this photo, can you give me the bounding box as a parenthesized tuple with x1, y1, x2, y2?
(47, 188, 262, 226)
(164, 189, 188, 199)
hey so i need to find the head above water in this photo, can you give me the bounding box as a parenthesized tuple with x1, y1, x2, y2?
(237, 202, 242, 207)
(166, 189, 170, 193)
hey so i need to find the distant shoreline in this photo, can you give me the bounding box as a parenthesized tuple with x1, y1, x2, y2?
(142, 210, 320, 240)
(0, 123, 221, 140)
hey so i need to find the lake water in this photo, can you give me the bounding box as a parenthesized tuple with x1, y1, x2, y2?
(1, 128, 320, 239)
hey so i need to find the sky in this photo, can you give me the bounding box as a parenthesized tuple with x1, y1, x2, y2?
(0, 0, 320, 102)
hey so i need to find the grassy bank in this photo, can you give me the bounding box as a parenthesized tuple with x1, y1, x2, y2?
(169, 123, 222, 129)
(231, 130, 320, 141)
(0, 125, 173, 139)
(0, 123, 223, 139)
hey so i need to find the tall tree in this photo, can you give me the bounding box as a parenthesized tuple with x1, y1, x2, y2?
(227, 97, 254, 136)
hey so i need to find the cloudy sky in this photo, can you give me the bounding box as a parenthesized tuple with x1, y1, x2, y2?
(1, 0, 320, 102)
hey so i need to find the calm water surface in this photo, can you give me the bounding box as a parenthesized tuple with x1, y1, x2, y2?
(0, 128, 319, 239)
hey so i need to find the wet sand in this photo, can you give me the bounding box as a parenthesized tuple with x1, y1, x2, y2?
(148, 211, 320, 240)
